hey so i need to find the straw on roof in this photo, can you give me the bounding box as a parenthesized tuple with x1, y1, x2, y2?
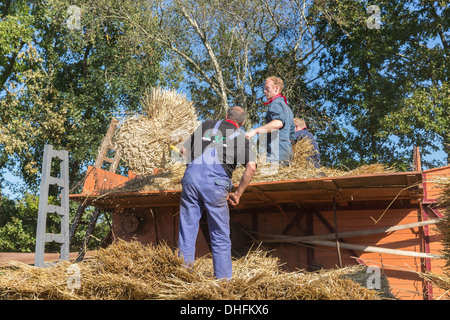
(107, 137, 396, 194)
(436, 176, 450, 263)
(0, 239, 384, 300)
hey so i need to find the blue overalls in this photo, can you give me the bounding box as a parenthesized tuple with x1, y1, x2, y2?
(178, 121, 239, 279)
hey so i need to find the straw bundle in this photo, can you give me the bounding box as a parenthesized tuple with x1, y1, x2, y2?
(0, 240, 382, 300)
(231, 136, 395, 184)
(112, 88, 198, 175)
(160, 250, 386, 300)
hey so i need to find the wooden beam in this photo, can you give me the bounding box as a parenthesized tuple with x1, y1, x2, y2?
(251, 186, 290, 221)
(407, 174, 421, 204)
(259, 219, 442, 244)
(306, 208, 314, 270)
(311, 208, 359, 258)
(413, 146, 422, 172)
(304, 240, 442, 259)
(282, 207, 304, 235)
(95, 118, 120, 172)
(333, 196, 342, 268)
(69, 204, 86, 242)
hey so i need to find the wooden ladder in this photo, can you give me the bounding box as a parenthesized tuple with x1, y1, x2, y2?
(70, 118, 121, 262)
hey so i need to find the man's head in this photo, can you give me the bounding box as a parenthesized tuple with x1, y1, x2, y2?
(293, 117, 306, 131)
(264, 76, 283, 100)
(226, 106, 246, 127)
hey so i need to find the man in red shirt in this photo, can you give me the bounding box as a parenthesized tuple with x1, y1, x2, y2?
(245, 76, 295, 165)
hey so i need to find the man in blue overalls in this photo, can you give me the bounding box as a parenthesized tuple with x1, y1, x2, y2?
(245, 76, 295, 165)
(178, 106, 256, 279)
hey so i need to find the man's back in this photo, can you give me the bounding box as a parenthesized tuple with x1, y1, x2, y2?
(183, 119, 255, 179)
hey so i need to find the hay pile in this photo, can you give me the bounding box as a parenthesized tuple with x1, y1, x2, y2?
(0, 240, 383, 300)
(232, 137, 395, 184)
(112, 87, 198, 175)
(419, 271, 450, 299)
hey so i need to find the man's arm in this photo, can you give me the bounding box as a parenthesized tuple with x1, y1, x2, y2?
(245, 120, 283, 139)
(228, 161, 257, 206)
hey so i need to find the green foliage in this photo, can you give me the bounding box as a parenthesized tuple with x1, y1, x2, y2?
(0, 193, 110, 253)
(0, 0, 165, 193)
(383, 81, 450, 162)
(311, 0, 449, 169)
(0, 0, 165, 253)
(0, 194, 36, 252)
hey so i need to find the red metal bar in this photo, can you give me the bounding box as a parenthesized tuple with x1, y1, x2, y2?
(420, 204, 434, 300)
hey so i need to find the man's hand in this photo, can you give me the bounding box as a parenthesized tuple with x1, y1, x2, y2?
(228, 161, 257, 206)
(245, 129, 257, 140)
(228, 192, 240, 206)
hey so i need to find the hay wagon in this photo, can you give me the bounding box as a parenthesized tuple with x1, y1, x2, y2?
(69, 121, 448, 300)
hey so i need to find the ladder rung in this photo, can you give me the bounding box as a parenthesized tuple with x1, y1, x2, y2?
(50, 150, 67, 161)
(44, 233, 66, 244)
(47, 205, 66, 216)
(103, 157, 115, 164)
(47, 177, 65, 187)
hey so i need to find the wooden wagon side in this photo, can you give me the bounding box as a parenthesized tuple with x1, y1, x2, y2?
(70, 164, 448, 300)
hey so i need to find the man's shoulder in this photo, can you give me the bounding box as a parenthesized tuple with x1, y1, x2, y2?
(198, 119, 221, 131)
(273, 96, 288, 106)
(202, 119, 217, 126)
(296, 129, 311, 136)
(268, 97, 291, 114)
(266, 100, 285, 117)
(269, 97, 286, 107)
(296, 130, 317, 143)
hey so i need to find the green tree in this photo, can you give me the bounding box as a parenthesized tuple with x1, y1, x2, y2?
(0, 0, 35, 89)
(0, 194, 35, 252)
(381, 0, 449, 165)
(0, 0, 166, 252)
(0, 0, 165, 193)
(311, 0, 449, 169)
(0, 192, 110, 253)
(102, 0, 331, 132)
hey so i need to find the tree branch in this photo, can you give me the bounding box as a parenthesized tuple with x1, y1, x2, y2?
(1, 0, 12, 19)
(175, 1, 229, 114)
